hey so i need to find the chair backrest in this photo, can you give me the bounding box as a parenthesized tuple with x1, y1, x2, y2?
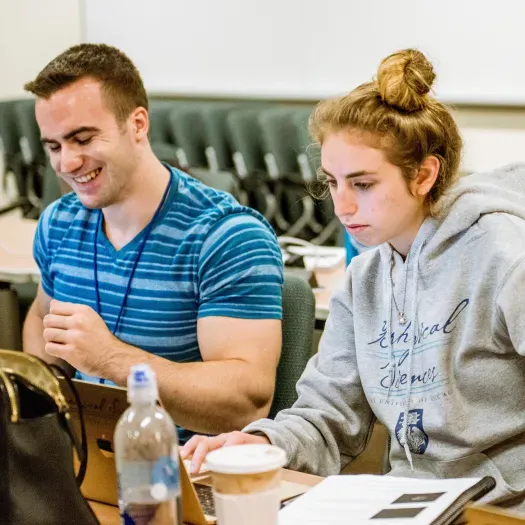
(258, 107, 301, 177)
(168, 105, 208, 169)
(41, 162, 63, 209)
(291, 107, 319, 181)
(0, 101, 22, 162)
(269, 274, 315, 418)
(0, 100, 26, 199)
(149, 100, 178, 145)
(14, 99, 45, 166)
(200, 103, 238, 172)
(291, 107, 337, 236)
(226, 108, 267, 175)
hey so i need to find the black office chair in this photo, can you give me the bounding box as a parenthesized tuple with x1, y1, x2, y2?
(269, 274, 315, 418)
(226, 108, 277, 224)
(291, 107, 340, 246)
(0, 100, 30, 215)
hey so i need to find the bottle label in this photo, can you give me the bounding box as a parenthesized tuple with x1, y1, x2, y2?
(119, 456, 179, 501)
(118, 456, 181, 524)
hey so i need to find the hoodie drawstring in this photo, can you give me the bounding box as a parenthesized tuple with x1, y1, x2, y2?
(391, 241, 425, 471)
(386, 264, 395, 400)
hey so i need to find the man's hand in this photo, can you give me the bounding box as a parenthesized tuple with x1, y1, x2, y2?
(43, 300, 118, 376)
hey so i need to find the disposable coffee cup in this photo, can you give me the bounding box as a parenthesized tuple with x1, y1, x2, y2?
(205, 444, 287, 525)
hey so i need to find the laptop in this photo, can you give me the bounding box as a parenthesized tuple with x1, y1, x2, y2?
(60, 378, 310, 525)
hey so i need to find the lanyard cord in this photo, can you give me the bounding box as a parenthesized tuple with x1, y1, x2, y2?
(93, 172, 173, 337)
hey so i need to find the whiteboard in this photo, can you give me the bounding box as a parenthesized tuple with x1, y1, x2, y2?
(83, 0, 525, 105)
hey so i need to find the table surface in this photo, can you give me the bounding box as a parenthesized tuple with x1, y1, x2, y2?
(0, 215, 40, 284)
(88, 468, 323, 525)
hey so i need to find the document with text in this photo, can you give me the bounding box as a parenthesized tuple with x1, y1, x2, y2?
(279, 475, 495, 525)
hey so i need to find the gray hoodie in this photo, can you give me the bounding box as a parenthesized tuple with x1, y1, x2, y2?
(244, 163, 525, 509)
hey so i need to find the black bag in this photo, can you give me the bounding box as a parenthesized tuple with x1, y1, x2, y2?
(0, 350, 100, 525)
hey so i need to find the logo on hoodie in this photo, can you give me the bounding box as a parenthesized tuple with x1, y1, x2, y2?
(395, 409, 429, 454)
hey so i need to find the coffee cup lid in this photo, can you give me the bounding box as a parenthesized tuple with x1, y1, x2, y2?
(205, 444, 287, 475)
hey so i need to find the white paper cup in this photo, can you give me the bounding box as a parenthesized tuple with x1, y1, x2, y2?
(205, 444, 287, 525)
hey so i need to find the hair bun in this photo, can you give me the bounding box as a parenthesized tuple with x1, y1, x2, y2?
(376, 49, 436, 112)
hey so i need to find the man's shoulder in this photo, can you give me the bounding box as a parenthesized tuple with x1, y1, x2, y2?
(38, 192, 93, 247)
(42, 191, 88, 226)
(169, 168, 275, 238)
(175, 169, 241, 214)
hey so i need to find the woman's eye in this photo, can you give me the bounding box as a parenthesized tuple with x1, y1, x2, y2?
(77, 137, 93, 145)
(354, 182, 373, 190)
(327, 179, 337, 187)
(48, 144, 60, 153)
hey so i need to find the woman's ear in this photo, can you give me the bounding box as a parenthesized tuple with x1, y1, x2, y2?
(413, 155, 440, 197)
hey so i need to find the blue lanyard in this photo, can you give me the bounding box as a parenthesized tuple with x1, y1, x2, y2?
(93, 172, 173, 337)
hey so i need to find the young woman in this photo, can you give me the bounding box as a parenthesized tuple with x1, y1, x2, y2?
(181, 49, 525, 510)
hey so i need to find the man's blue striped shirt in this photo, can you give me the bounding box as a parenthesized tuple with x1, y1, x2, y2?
(33, 166, 283, 409)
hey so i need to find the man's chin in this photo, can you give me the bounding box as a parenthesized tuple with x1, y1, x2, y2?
(76, 195, 105, 210)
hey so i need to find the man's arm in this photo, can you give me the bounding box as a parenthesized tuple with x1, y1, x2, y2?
(105, 316, 281, 433)
(43, 300, 281, 433)
(24, 199, 75, 371)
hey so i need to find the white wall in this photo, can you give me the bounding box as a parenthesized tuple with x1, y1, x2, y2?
(84, 0, 525, 105)
(81, 0, 525, 171)
(0, 0, 81, 100)
(0, 0, 523, 176)
(461, 128, 525, 173)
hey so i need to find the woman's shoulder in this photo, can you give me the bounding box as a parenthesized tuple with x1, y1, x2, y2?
(475, 213, 525, 259)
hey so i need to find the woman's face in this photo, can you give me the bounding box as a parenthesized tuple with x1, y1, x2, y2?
(321, 130, 430, 255)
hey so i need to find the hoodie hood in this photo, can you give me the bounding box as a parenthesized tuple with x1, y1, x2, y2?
(429, 162, 525, 257)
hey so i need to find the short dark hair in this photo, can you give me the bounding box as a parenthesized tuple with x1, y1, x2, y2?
(24, 43, 148, 122)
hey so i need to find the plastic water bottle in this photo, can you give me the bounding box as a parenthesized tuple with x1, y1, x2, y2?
(114, 364, 182, 525)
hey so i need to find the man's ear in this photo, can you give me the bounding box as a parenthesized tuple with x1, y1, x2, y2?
(412, 155, 440, 197)
(130, 107, 149, 141)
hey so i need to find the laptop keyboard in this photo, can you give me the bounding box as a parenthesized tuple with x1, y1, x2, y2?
(195, 484, 216, 516)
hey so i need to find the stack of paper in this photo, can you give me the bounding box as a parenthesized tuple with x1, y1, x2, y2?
(279, 475, 493, 525)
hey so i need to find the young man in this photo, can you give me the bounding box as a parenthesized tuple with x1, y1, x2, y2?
(23, 43, 283, 442)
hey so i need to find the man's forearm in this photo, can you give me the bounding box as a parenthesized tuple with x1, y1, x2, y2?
(103, 341, 273, 434)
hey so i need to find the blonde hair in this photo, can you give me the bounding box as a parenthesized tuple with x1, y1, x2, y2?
(309, 49, 462, 215)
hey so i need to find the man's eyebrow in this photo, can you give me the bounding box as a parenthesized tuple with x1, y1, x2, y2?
(41, 126, 101, 144)
(321, 168, 376, 179)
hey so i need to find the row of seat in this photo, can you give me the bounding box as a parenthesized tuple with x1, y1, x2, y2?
(147, 100, 339, 244)
(0, 98, 340, 244)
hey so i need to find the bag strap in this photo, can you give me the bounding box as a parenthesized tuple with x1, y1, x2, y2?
(49, 365, 88, 487)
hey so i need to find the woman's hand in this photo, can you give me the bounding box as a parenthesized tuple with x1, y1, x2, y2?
(180, 431, 270, 474)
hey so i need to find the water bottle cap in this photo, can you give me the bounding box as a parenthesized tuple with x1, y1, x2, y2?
(127, 364, 158, 403)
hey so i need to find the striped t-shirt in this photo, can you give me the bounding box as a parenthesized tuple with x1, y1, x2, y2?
(33, 166, 283, 440)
